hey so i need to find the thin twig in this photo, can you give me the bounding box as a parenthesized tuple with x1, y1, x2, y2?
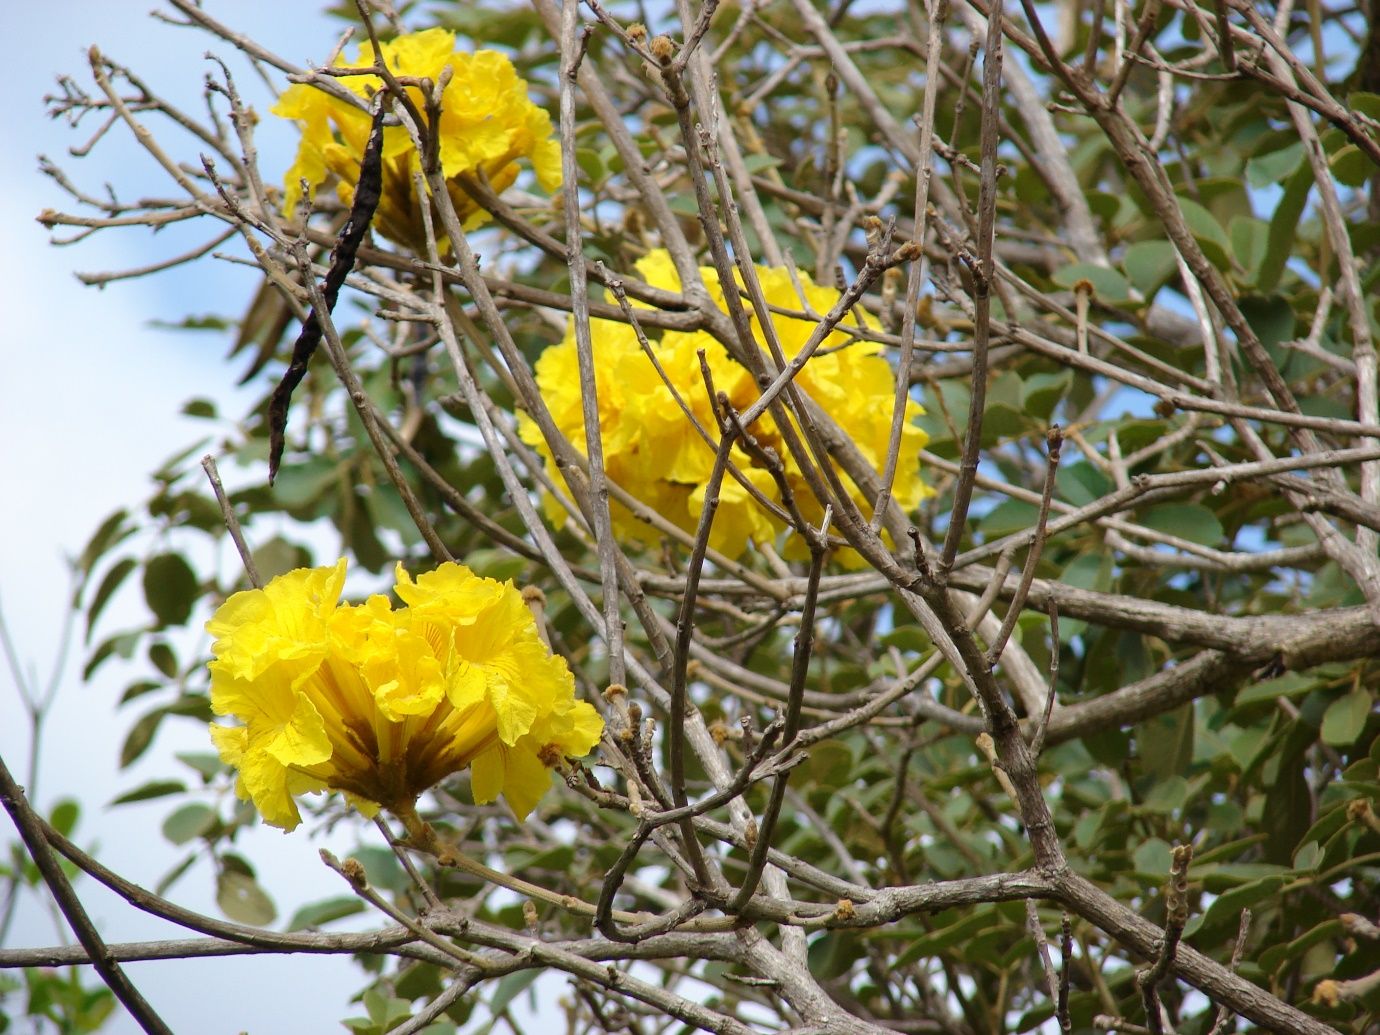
(560, 0, 626, 688)
(1137, 844, 1193, 1035)
(872, 0, 945, 533)
(1204, 909, 1252, 1035)
(1030, 600, 1061, 758)
(1026, 900, 1062, 1026)
(266, 97, 387, 483)
(938, 0, 1003, 573)
(667, 398, 740, 887)
(0, 753, 173, 1035)
(291, 243, 453, 564)
(1058, 913, 1073, 1032)
(729, 522, 828, 912)
(200, 454, 261, 588)
(987, 426, 1062, 665)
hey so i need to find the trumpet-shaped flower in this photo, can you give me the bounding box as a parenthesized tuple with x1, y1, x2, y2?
(274, 28, 561, 249)
(208, 562, 602, 831)
(520, 251, 930, 562)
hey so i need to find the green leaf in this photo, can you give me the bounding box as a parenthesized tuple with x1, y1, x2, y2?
(272, 457, 339, 511)
(988, 371, 1024, 412)
(84, 631, 141, 681)
(1132, 838, 1172, 878)
(1351, 92, 1380, 120)
(1136, 503, 1224, 547)
(1224, 724, 1273, 772)
(1142, 776, 1189, 813)
(1263, 762, 1311, 865)
(980, 402, 1035, 444)
(1330, 144, 1372, 188)
(1292, 840, 1322, 871)
(351, 846, 408, 893)
(152, 437, 211, 483)
(880, 625, 930, 653)
(1053, 263, 1130, 303)
(488, 971, 541, 1016)
(142, 553, 199, 627)
(1176, 196, 1232, 270)
(1206, 800, 1245, 833)
(120, 708, 165, 768)
(1245, 141, 1306, 187)
(363, 990, 387, 1025)
(512, 843, 575, 872)
(216, 869, 276, 926)
(250, 537, 312, 583)
(1056, 552, 1113, 643)
(346, 494, 388, 572)
(1297, 800, 1353, 852)
(110, 780, 186, 806)
(85, 558, 137, 643)
(1113, 419, 1170, 455)
(1057, 462, 1112, 507)
(1022, 371, 1073, 422)
(1073, 810, 1103, 850)
(162, 803, 216, 845)
(1229, 216, 1269, 284)
(1321, 689, 1372, 746)
(50, 800, 80, 839)
(1190, 875, 1285, 939)
(364, 485, 422, 547)
(1238, 295, 1297, 353)
(1259, 919, 1343, 978)
(156, 852, 199, 898)
(286, 896, 365, 931)
(151, 313, 230, 333)
(1259, 164, 1312, 293)
(1138, 704, 1195, 783)
(394, 961, 445, 1004)
(895, 911, 995, 967)
(148, 642, 177, 678)
(804, 740, 854, 787)
(1121, 240, 1177, 296)
(362, 990, 411, 1027)
(181, 398, 217, 419)
(77, 510, 131, 576)
(463, 549, 529, 583)
(808, 930, 864, 981)
(575, 147, 605, 183)
(120, 680, 162, 705)
(668, 192, 701, 218)
(978, 499, 1039, 540)
(176, 752, 225, 781)
(165, 694, 212, 721)
(1235, 672, 1315, 706)
(1084, 190, 1123, 224)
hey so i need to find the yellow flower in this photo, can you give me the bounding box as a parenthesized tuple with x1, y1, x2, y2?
(273, 27, 561, 249)
(208, 561, 602, 831)
(520, 251, 931, 561)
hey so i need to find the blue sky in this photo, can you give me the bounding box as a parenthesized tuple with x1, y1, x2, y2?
(1, 4, 388, 1031)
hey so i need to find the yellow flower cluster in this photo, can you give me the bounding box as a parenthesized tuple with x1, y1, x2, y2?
(520, 251, 931, 561)
(274, 28, 561, 249)
(207, 560, 601, 832)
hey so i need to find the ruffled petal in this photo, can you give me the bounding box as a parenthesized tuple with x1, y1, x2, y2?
(207, 559, 599, 829)
(501, 747, 555, 821)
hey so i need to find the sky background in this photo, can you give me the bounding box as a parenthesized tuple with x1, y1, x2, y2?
(1, 3, 402, 1031)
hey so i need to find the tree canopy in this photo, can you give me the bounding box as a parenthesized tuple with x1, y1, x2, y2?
(5, 0, 1380, 1033)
